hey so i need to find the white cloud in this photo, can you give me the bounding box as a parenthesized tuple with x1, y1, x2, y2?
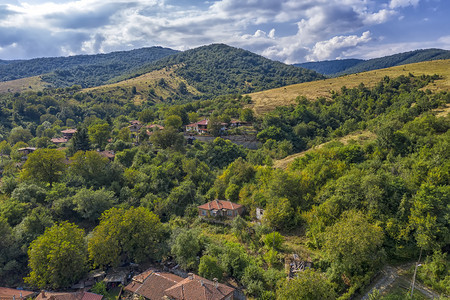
(0, 0, 446, 63)
(307, 31, 372, 61)
(389, 0, 420, 9)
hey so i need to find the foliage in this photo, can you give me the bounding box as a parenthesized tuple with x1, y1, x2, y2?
(72, 188, 117, 222)
(0, 47, 177, 87)
(88, 207, 164, 268)
(276, 269, 337, 300)
(123, 44, 324, 99)
(198, 255, 224, 281)
(150, 128, 185, 150)
(170, 228, 203, 270)
(24, 222, 87, 289)
(20, 148, 66, 187)
(321, 210, 384, 280)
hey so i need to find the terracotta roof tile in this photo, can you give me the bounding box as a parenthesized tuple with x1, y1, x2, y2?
(164, 275, 234, 300)
(125, 270, 183, 300)
(80, 292, 103, 300)
(198, 200, 242, 211)
(0, 287, 35, 299)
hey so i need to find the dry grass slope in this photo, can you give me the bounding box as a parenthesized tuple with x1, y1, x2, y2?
(0, 76, 48, 94)
(248, 59, 450, 115)
(84, 65, 200, 104)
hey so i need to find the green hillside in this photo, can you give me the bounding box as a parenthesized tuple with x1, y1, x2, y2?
(116, 44, 325, 99)
(294, 58, 363, 75)
(0, 47, 178, 87)
(295, 48, 450, 77)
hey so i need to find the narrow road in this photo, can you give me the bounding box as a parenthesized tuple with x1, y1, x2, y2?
(360, 264, 443, 299)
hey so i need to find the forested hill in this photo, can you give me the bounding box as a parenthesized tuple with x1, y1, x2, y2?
(115, 43, 325, 97)
(0, 47, 178, 87)
(294, 59, 363, 76)
(295, 48, 450, 76)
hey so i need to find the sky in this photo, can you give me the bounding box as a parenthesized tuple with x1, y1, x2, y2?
(0, 0, 449, 63)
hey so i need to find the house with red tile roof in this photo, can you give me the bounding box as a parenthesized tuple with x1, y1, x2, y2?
(124, 270, 235, 300)
(185, 119, 209, 134)
(0, 287, 35, 300)
(34, 291, 102, 300)
(198, 200, 244, 219)
(165, 273, 235, 300)
(124, 269, 183, 300)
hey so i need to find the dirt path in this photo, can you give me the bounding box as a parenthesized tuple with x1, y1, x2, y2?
(360, 264, 442, 299)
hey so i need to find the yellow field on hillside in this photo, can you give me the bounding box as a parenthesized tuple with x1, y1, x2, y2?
(0, 76, 48, 94)
(248, 59, 450, 115)
(84, 65, 200, 104)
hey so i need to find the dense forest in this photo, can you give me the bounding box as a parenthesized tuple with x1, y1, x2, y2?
(106, 44, 325, 97)
(0, 71, 449, 300)
(296, 48, 450, 76)
(0, 47, 178, 87)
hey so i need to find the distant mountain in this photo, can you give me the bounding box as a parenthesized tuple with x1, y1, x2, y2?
(115, 44, 325, 97)
(0, 47, 178, 87)
(295, 48, 450, 77)
(294, 59, 363, 76)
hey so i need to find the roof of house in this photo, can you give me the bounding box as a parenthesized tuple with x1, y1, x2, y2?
(17, 147, 36, 152)
(198, 200, 243, 211)
(97, 150, 115, 159)
(164, 274, 235, 300)
(61, 129, 77, 134)
(51, 137, 68, 144)
(0, 287, 35, 299)
(124, 270, 183, 300)
(146, 124, 164, 130)
(186, 119, 208, 127)
(34, 291, 99, 300)
(80, 292, 103, 300)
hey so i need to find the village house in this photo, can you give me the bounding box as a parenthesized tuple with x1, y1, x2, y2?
(124, 270, 235, 300)
(185, 119, 209, 134)
(198, 200, 244, 219)
(34, 290, 102, 300)
(0, 287, 35, 300)
(51, 129, 77, 145)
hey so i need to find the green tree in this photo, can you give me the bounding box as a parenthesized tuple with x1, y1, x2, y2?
(165, 115, 183, 129)
(198, 255, 223, 281)
(240, 108, 255, 122)
(118, 127, 132, 142)
(207, 116, 223, 137)
(138, 109, 154, 123)
(14, 206, 54, 247)
(263, 197, 294, 230)
(25, 222, 88, 289)
(68, 151, 111, 188)
(88, 207, 164, 268)
(0, 141, 12, 156)
(150, 128, 185, 150)
(69, 127, 90, 154)
(88, 123, 110, 149)
(8, 126, 33, 145)
(322, 210, 384, 279)
(72, 188, 117, 222)
(20, 149, 66, 187)
(409, 183, 450, 250)
(276, 269, 336, 300)
(171, 228, 203, 270)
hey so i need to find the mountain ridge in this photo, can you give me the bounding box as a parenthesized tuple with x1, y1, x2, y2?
(294, 48, 450, 76)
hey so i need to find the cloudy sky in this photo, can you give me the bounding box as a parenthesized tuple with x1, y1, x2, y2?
(0, 0, 449, 63)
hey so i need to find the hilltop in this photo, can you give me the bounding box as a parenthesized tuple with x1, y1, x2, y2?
(0, 46, 178, 88)
(83, 44, 324, 103)
(295, 48, 450, 76)
(249, 59, 450, 115)
(112, 43, 324, 98)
